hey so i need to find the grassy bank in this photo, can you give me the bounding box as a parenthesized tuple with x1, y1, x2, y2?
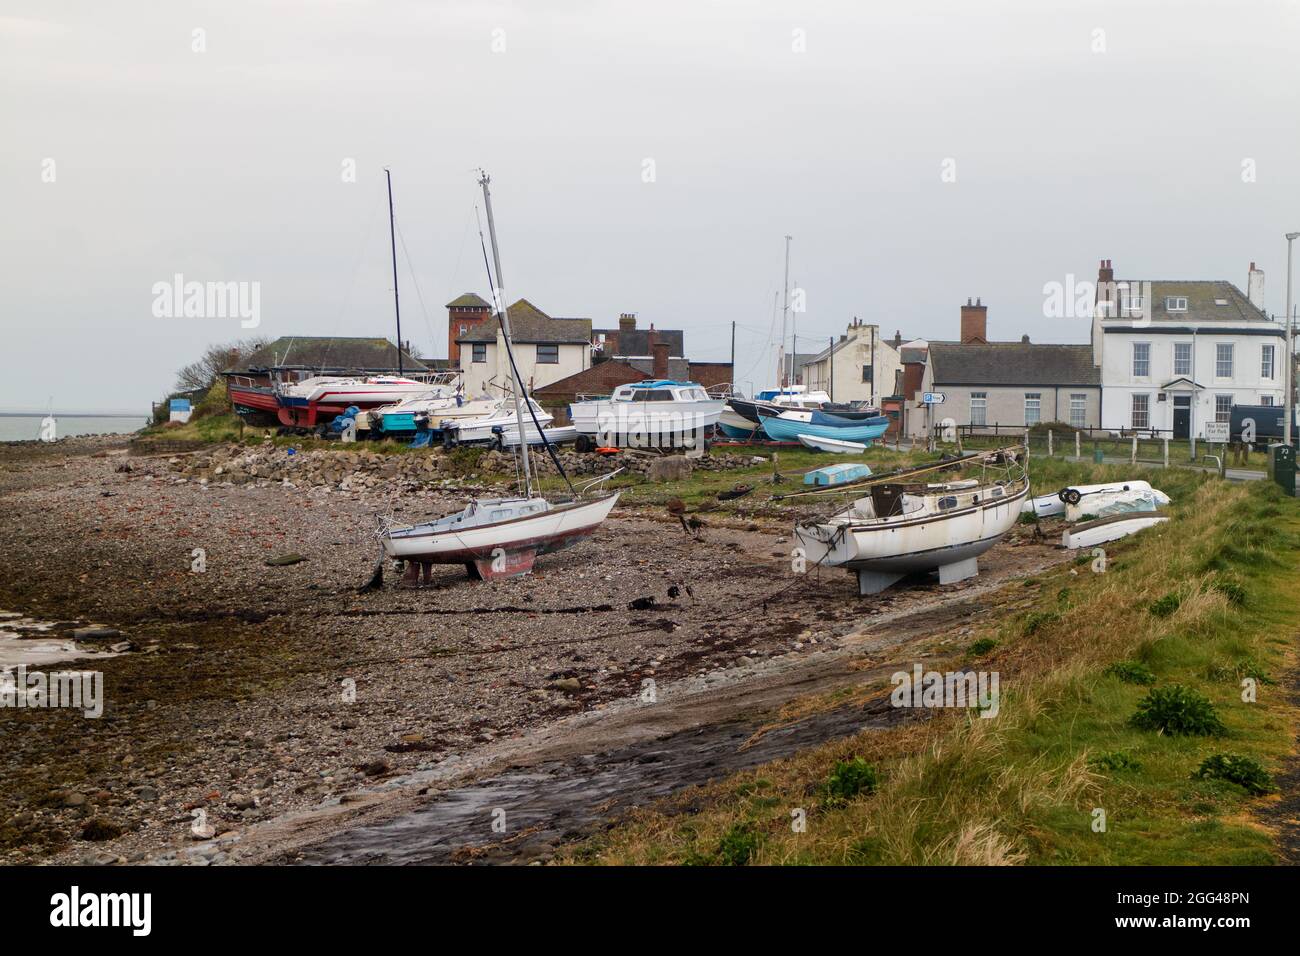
(563, 467, 1299, 865)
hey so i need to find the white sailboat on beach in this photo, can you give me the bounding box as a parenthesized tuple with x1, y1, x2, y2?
(377, 171, 619, 585)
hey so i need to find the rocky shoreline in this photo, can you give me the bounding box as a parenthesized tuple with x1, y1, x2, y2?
(0, 437, 1062, 865)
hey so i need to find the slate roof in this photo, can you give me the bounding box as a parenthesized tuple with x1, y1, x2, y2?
(446, 292, 492, 309)
(928, 343, 1099, 386)
(230, 337, 427, 373)
(598, 328, 685, 357)
(1112, 280, 1272, 324)
(455, 299, 592, 345)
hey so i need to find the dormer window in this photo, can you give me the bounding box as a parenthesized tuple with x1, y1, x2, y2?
(1165, 296, 1188, 312)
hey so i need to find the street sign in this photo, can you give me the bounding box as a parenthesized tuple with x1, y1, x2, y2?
(1204, 421, 1229, 443)
(922, 392, 946, 405)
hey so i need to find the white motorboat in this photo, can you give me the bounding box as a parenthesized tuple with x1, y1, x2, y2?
(1021, 480, 1154, 519)
(498, 425, 579, 448)
(798, 434, 867, 454)
(795, 448, 1030, 594)
(569, 380, 723, 451)
(1062, 512, 1169, 550)
(442, 399, 554, 446)
(378, 170, 618, 584)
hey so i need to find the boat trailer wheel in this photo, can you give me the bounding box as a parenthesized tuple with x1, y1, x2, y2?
(1058, 488, 1082, 505)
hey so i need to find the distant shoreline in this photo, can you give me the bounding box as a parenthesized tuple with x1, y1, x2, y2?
(0, 413, 145, 418)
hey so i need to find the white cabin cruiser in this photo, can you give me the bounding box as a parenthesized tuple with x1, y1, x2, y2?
(569, 380, 723, 451)
(795, 448, 1029, 594)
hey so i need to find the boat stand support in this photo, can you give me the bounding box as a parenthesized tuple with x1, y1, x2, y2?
(856, 570, 905, 595)
(937, 556, 979, 585)
(468, 547, 538, 581)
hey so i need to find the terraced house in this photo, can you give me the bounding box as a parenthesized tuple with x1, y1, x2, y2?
(907, 298, 1102, 437)
(1091, 260, 1286, 439)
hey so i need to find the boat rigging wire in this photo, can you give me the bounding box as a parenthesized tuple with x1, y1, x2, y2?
(473, 204, 577, 497)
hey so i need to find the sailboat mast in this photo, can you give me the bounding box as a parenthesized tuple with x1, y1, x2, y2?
(780, 235, 791, 387)
(478, 171, 533, 495)
(385, 168, 404, 376)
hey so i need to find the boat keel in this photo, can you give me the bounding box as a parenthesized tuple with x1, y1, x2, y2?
(856, 570, 905, 595)
(468, 547, 538, 581)
(937, 556, 979, 585)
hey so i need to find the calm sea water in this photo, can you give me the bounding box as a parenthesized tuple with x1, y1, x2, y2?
(0, 416, 147, 443)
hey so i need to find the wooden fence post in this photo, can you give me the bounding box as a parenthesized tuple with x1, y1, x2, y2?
(1162, 438, 1168, 468)
(1130, 436, 1138, 465)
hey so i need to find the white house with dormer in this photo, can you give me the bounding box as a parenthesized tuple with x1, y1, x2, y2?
(1092, 260, 1286, 439)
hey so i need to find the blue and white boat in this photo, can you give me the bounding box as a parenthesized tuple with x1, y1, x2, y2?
(759, 407, 890, 444)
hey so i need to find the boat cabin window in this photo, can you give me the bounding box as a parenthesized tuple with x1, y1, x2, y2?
(632, 389, 676, 401)
(937, 496, 958, 511)
(990, 487, 1004, 498)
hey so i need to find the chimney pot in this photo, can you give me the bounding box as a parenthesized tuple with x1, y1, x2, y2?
(1021, 334, 1030, 343)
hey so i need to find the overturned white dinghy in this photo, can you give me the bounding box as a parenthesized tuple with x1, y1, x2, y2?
(798, 434, 868, 454)
(1064, 488, 1169, 523)
(1022, 480, 1154, 518)
(1062, 511, 1169, 550)
(795, 447, 1030, 594)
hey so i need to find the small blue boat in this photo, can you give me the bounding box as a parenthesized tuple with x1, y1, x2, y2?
(804, 463, 873, 486)
(760, 409, 889, 444)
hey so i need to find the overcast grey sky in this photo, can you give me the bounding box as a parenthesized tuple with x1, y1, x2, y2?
(2, 0, 1297, 413)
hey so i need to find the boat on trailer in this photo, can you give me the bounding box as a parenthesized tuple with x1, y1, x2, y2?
(273, 375, 437, 429)
(794, 447, 1029, 594)
(378, 170, 618, 584)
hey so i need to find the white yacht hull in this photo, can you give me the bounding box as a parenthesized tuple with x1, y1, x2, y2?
(382, 494, 620, 580)
(796, 482, 1029, 594)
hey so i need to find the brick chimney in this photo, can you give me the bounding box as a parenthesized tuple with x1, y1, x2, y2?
(651, 329, 669, 378)
(1098, 258, 1113, 284)
(893, 330, 902, 348)
(960, 298, 987, 343)
(619, 313, 637, 332)
(1248, 261, 1265, 311)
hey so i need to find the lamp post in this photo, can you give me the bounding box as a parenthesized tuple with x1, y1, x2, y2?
(1286, 232, 1298, 447)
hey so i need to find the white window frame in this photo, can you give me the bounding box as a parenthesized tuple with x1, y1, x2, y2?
(1215, 343, 1233, 379)
(1024, 392, 1041, 426)
(1131, 393, 1150, 430)
(1132, 342, 1150, 378)
(970, 392, 987, 427)
(1173, 342, 1192, 377)
(1165, 296, 1188, 312)
(471, 343, 487, 363)
(1261, 343, 1275, 380)
(1069, 394, 1087, 429)
(1214, 394, 1232, 424)
(1261, 395, 1274, 407)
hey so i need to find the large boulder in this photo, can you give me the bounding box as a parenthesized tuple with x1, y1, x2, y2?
(647, 456, 693, 483)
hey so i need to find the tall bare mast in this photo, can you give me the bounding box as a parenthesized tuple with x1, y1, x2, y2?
(478, 170, 533, 496)
(778, 235, 792, 387)
(385, 168, 404, 375)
